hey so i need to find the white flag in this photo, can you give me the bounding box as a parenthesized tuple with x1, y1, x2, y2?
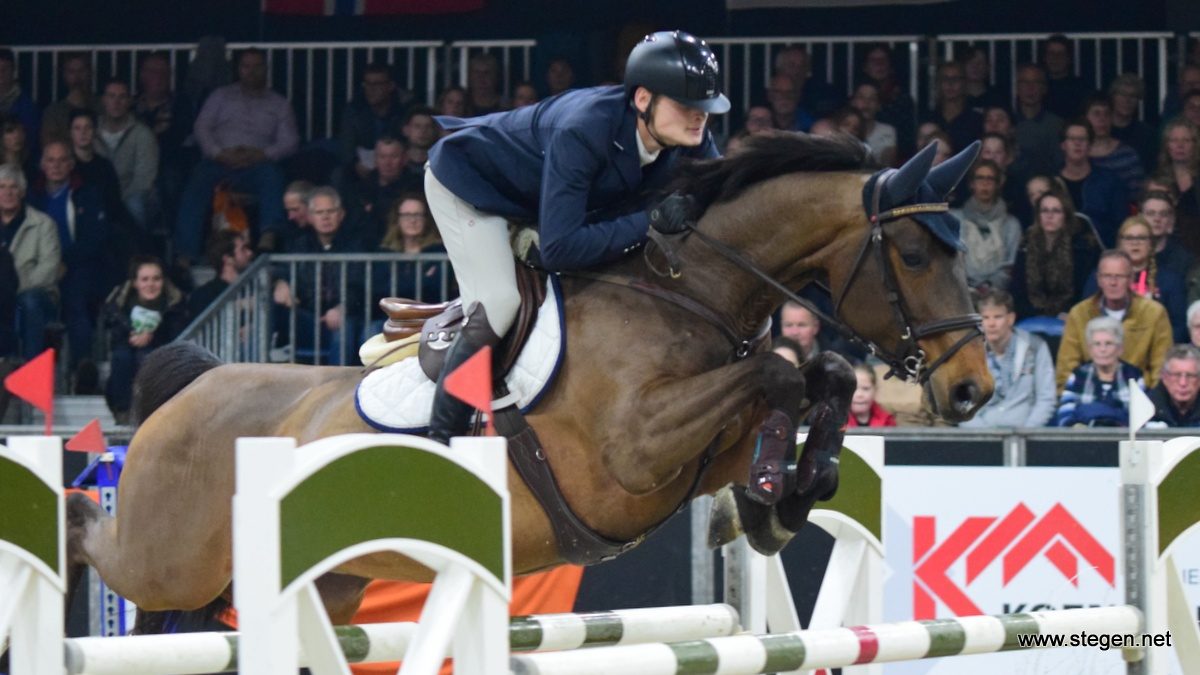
(1129, 379, 1155, 434)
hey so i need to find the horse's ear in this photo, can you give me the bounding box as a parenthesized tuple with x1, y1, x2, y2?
(886, 141, 938, 206)
(926, 140, 982, 199)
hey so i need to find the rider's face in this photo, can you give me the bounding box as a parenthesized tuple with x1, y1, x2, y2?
(640, 92, 709, 149)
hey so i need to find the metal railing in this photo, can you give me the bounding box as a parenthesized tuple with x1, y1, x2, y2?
(178, 252, 453, 365)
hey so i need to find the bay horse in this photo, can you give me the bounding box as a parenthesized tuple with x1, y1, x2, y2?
(66, 133, 992, 624)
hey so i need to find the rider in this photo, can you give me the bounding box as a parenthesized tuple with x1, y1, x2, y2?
(424, 30, 730, 443)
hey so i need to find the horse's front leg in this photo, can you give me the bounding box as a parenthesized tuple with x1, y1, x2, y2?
(607, 351, 806, 495)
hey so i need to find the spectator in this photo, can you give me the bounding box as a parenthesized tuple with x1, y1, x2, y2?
(771, 336, 802, 368)
(67, 108, 124, 232)
(980, 132, 1027, 217)
(1, 116, 35, 183)
(181, 36, 232, 121)
(1042, 35, 1097, 118)
(436, 86, 468, 118)
(1161, 64, 1200, 123)
(830, 107, 864, 139)
(724, 129, 750, 156)
(1146, 344, 1200, 427)
(544, 57, 575, 97)
(1056, 250, 1172, 389)
(376, 193, 448, 304)
(1013, 63, 1064, 177)
(960, 290, 1056, 428)
(1082, 216, 1188, 342)
(1024, 175, 1054, 213)
(861, 43, 916, 157)
(808, 118, 836, 136)
(952, 159, 1021, 293)
(511, 81, 538, 109)
(282, 179, 314, 232)
(961, 46, 1006, 111)
(95, 78, 159, 229)
(1153, 119, 1200, 237)
(0, 162, 60, 361)
(742, 105, 776, 136)
(1140, 191, 1193, 280)
(41, 52, 96, 145)
(338, 63, 407, 180)
(342, 135, 422, 245)
(925, 61, 983, 159)
(188, 229, 253, 317)
(0, 48, 39, 143)
(845, 362, 897, 428)
(766, 73, 805, 132)
(923, 129, 953, 166)
(1084, 96, 1144, 196)
(272, 187, 364, 365)
(850, 82, 896, 166)
(1109, 74, 1157, 172)
(102, 255, 186, 422)
(1014, 189, 1100, 324)
(1055, 315, 1144, 426)
(1057, 118, 1128, 246)
(773, 45, 840, 121)
(983, 105, 1015, 139)
(779, 300, 821, 363)
(400, 106, 437, 176)
(27, 141, 112, 370)
(1188, 301, 1200, 348)
(176, 47, 298, 263)
(1182, 91, 1200, 131)
(466, 52, 505, 115)
(136, 52, 195, 241)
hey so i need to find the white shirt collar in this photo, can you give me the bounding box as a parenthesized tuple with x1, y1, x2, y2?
(635, 127, 661, 167)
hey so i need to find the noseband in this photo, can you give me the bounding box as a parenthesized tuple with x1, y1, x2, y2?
(683, 172, 982, 384)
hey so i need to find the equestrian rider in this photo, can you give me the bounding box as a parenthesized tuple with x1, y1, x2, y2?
(424, 30, 730, 443)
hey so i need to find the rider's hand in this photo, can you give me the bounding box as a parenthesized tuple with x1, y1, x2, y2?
(648, 192, 697, 235)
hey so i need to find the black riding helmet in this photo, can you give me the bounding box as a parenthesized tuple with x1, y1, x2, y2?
(624, 30, 731, 114)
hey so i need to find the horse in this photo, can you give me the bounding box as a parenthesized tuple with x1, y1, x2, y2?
(66, 132, 993, 625)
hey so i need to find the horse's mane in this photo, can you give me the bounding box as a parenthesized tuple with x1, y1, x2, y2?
(671, 131, 870, 211)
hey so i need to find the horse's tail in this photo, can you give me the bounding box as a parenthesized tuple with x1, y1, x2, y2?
(131, 341, 223, 425)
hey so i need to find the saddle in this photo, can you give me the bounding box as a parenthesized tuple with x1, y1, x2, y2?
(378, 263, 547, 382)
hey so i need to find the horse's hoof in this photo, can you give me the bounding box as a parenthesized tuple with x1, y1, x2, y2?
(706, 485, 744, 548)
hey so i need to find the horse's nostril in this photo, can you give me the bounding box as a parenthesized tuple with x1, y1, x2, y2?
(953, 380, 979, 406)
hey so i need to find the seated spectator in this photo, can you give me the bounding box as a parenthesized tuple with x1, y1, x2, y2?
(1146, 344, 1200, 427)
(807, 118, 836, 136)
(1, 115, 36, 183)
(771, 336, 802, 368)
(1161, 63, 1200, 122)
(175, 47, 298, 263)
(95, 78, 159, 229)
(342, 136, 422, 245)
(1024, 175, 1054, 216)
(1056, 250, 1172, 390)
(275, 179, 314, 249)
(924, 129, 953, 166)
(27, 141, 112, 371)
(544, 57, 575, 97)
(724, 129, 750, 156)
(1041, 35, 1096, 119)
(271, 187, 364, 365)
(41, 52, 97, 145)
(511, 81, 538, 109)
(774, 45, 840, 121)
(983, 106, 1015, 139)
(1109, 74, 1157, 173)
(1082, 216, 1188, 342)
(1013, 189, 1100, 326)
(102, 255, 186, 421)
(741, 105, 775, 136)
(188, 229, 254, 317)
(0, 48, 39, 144)
(961, 47, 1007, 111)
(850, 82, 896, 166)
(135, 51, 196, 240)
(401, 106, 437, 177)
(466, 52, 505, 115)
(1013, 63, 1064, 177)
(845, 362, 897, 428)
(337, 63, 407, 181)
(861, 43, 916, 157)
(980, 132, 1026, 216)
(960, 290, 1056, 428)
(830, 107, 864, 139)
(1140, 191, 1194, 279)
(766, 73, 805, 132)
(952, 159, 1021, 293)
(1055, 315, 1144, 426)
(778, 300, 821, 363)
(1058, 118, 1128, 247)
(924, 61, 983, 160)
(917, 121, 942, 150)
(1083, 95, 1144, 197)
(376, 193, 448, 304)
(1188, 301, 1200, 348)
(1183, 91, 1200, 130)
(436, 86, 468, 119)
(0, 162, 60, 361)
(1154, 119, 1200, 238)
(68, 108, 126, 237)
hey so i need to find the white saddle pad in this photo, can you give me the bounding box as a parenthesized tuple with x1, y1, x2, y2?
(355, 276, 565, 433)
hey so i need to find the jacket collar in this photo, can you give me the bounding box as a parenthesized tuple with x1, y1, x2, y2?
(611, 105, 642, 193)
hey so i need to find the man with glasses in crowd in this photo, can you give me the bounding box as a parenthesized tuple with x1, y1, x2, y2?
(1147, 345, 1200, 427)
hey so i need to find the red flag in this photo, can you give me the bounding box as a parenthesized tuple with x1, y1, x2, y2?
(4, 348, 55, 434)
(66, 418, 107, 453)
(443, 345, 493, 436)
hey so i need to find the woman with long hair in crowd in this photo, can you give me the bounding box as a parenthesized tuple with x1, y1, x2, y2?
(1011, 188, 1100, 334)
(1154, 119, 1200, 238)
(376, 193, 449, 304)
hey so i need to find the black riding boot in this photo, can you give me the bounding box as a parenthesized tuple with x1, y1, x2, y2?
(428, 303, 502, 445)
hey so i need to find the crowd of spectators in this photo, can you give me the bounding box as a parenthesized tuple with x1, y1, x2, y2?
(3, 33, 1200, 429)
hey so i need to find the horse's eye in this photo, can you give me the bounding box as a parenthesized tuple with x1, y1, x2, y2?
(902, 253, 925, 268)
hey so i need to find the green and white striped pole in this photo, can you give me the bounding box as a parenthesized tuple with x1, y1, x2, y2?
(511, 606, 1144, 675)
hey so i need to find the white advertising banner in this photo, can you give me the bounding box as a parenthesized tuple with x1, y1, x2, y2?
(1166, 527, 1200, 674)
(882, 466, 1129, 674)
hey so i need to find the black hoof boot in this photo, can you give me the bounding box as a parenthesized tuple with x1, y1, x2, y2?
(746, 409, 797, 506)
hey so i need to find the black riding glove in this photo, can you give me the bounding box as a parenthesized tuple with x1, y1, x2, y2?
(648, 192, 697, 235)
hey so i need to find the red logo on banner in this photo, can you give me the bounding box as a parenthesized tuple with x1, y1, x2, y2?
(912, 502, 1114, 618)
